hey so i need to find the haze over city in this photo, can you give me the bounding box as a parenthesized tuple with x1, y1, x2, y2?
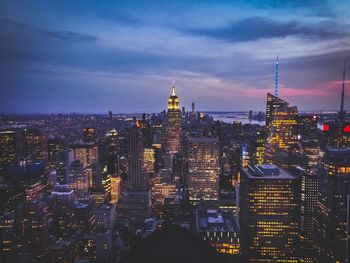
(1, 0, 350, 113)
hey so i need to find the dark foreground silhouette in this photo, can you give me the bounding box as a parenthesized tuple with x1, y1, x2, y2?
(119, 225, 235, 263)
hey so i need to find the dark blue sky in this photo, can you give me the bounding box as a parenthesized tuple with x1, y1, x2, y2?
(1, 0, 350, 113)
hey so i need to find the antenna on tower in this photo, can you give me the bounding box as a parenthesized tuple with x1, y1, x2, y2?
(340, 62, 346, 117)
(275, 55, 279, 97)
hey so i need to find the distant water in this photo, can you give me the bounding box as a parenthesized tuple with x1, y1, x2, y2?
(207, 112, 265, 126)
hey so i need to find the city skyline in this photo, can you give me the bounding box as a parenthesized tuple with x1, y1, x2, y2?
(1, 0, 350, 114)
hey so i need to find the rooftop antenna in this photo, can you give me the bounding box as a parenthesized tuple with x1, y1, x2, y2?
(340, 62, 346, 118)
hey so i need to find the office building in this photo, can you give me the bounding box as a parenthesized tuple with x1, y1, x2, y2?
(110, 175, 122, 204)
(15, 201, 49, 259)
(240, 164, 299, 262)
(70, 143, 98, 167)
(128, 120, 145, 190)
(188, 137, 220, 205)
(316, 148, 350, 262)
(0, 131, 16, 168)
(265, 94, 298, 163)
(151, 175, 176, 218)
(47, 137, 64, 165)
(68, 159, 88, 197)
(195, 203, 240, 256)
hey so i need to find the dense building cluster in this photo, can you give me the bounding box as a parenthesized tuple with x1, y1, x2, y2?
(0, 65, 349, 263)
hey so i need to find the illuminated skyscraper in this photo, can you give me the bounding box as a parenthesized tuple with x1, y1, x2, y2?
(0, 131, 16, 168)
(68, 159, 88, 197)
(240, 164, 299, 262)
(47, 137, 64, 165)
(151, 175, 176, 218)
(143, 148, 155, 174)
(265, 93, 288, 130)
(128, 120, 145, 190)
(167, 83, 181, 154)
(23, 128, 46, 159)
(105, 129, 119, 174)
(70, 142, 99, 167)
(295, 168, 318, 263)
(110, 175, 121, 203)
(188, 137, 220, 205)
(250, 130, 265, 165)
(265, 94, 298, 163)
(316, 148, 350, 262)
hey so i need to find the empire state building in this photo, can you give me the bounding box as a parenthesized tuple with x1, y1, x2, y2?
(167, 84, 181, 154)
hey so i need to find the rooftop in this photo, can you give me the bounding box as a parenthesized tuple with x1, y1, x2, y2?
(196, 207, 239, 233)
(243, 164, 297, 180)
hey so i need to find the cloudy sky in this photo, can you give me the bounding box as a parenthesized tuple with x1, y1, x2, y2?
(1, 0, 350, 113)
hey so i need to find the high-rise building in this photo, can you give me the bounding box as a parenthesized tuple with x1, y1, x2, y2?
(49, 184, 76, 238)
(15, 201, 49, 259)
(265, 93, 288, 130)
(167, 84, 181, 154)
(94, 203, 116, 231)
(295, 167, 318, 263)
(140, 113, 153, 148)
(250, 130, 265, 165)
(110, 175, 122, 203)
(240, 164, 299, 262)
(265, 94, 298, 163)
(116, 190, 150, 232)
(0, 131, 16, 169)
(151, 175, 176, 218)
(194, 202, 240, 256)
(55, 149, 71, 185)
(22, 128, 46, 159)
(0, 212, 15, 261)
(143, 148, 155, 174)
(68, 160, 88, 198)
(70, 142, 98, 167)
(316, 148, 350, 262)
(128, 120, 145, 190)
(47, 137, 64, 165)
(48, 239, 77, 263)
(106, 129, 119, 174)
(188, 137, 220, 205)
(163, 194, 184, 225)
(298, 115, 318, 141)
(83, 127, 96, 143)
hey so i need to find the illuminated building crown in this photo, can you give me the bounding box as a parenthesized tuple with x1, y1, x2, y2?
(168, 83, 180, 110)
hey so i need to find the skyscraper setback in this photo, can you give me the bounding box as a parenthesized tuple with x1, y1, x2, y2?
(265, 94, 298, 163)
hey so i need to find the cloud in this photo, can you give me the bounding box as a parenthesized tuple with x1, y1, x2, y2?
(178, 17, 346, 42)
(0, 18, 98, 44)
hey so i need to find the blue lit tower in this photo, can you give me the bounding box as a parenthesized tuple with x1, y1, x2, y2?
(275, 55, 279, 97)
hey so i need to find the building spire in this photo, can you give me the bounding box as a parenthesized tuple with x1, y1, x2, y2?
(171, 80, 176, 96)
(340, 62, 346, 117)
(275, 55, 279, 97)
